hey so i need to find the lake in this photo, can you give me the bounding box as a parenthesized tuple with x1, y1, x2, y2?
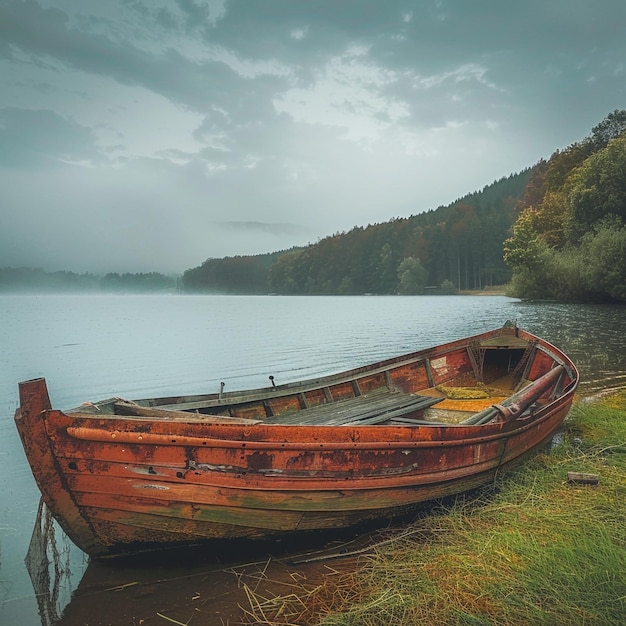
(1, 294, 625, 625)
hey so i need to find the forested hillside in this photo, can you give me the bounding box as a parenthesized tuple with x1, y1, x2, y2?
(183, 170, 533, 294)
(185, 110, 626, 301)
(182, 251, 285, 294)
(504, 110, 626, 303)
(7, 113, 623, 299)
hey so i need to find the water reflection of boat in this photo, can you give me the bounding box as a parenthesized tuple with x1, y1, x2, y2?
(28, 508, 331, 626)
(15, 322, 578, 557)
(42, 528, 365, 625)
(24, 499, 73, 626)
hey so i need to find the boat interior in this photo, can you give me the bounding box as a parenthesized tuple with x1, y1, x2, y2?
(69, 326, 568, 428)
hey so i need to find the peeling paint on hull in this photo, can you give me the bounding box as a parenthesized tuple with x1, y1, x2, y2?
(14, 324, 578, 557)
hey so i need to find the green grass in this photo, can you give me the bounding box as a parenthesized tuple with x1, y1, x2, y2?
(241, 391, 626, 625)
(238, 390, 626, 626)
(314, 393, 626, 626)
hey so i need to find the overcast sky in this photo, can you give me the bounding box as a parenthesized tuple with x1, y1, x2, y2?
(1, 0, 625, 273)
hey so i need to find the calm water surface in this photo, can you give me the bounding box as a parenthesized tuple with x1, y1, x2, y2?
(1, 294, 625, 625)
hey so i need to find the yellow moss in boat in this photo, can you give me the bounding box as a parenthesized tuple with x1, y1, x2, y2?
(436, 385, 490, 400)
(435, 397, 507, 412)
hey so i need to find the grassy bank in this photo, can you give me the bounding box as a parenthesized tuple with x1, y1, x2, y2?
(243, 392, 626, 625)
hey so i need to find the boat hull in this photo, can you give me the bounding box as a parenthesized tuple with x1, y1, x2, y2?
(15, 325, 578, 557)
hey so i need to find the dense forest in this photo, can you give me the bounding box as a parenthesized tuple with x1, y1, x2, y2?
(504, 109, 626, 303)
(183, 170, 533, 295)
(182, 251, 284, 294)
(183, 110, 626, 302)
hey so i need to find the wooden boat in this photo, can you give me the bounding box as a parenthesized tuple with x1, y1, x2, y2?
(15, 322, 578, 558)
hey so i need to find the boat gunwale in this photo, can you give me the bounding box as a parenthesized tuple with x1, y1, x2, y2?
(64, 401, 574, 450)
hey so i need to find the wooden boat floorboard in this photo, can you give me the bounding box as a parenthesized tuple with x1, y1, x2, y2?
(262, 390, 444, 425)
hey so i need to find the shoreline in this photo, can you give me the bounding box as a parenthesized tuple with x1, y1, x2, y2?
(458, 288, 508, 296)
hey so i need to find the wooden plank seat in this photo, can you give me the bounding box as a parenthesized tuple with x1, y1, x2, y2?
(262, 390, 444, 426)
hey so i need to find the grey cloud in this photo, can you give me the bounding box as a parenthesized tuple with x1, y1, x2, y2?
(1, 0, 624, 274)
(0, 107, 100, 167)
(0, 0, 250, 115)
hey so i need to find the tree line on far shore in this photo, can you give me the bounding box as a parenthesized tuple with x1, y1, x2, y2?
(183, 169, 532, 296)
(0, 267, 177, 292)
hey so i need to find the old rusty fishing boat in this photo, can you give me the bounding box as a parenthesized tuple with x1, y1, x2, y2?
(15, 322, 578, 557)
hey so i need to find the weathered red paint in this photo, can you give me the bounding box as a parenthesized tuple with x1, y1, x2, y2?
(14, 324, 578, 557)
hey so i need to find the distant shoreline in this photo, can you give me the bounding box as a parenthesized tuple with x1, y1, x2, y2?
(0, 289, 512, 296)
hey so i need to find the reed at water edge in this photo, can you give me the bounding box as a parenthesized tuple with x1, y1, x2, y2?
(240, 391, 626, 626)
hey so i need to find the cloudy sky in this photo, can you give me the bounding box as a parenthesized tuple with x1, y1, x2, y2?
(1, 0, 625, 273)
